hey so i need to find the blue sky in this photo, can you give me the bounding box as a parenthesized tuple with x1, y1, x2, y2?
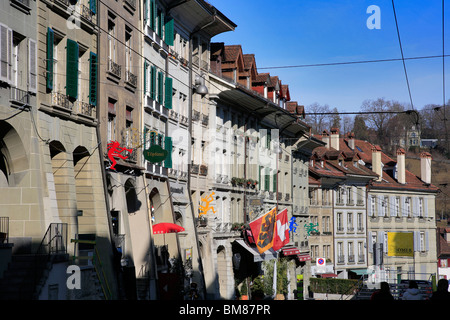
(211, 0, 450, 113)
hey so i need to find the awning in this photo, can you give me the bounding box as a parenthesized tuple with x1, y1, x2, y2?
(350, 269, 374, 275)
(297, 253, 312, 262)
(282, 246, 300, 256)
(235, 239, 277, 262)
(320, 273, 338, 278)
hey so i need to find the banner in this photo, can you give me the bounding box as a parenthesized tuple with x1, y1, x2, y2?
(249, 207, 277, 254)
(387, 232, 414, 257)
(273, 208, 289, 251)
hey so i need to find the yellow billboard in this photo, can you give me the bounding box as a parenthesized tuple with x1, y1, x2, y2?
(387, 232, 414, 257)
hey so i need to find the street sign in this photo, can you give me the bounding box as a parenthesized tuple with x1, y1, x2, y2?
(316, 257, 326, 274)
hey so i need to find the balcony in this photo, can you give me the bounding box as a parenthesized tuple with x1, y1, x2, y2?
(201, 114, 209, 126)
(74, 100, 95, 118)
(125, 70, 137, 88)
(52, 91, 72, 111)
(0, 217, 9, 244)
(199, 165, 208, 176)
(107, 59, 121, 79)
(79, 4, 95, 23)
(191, 164, 199, 175)
(192, 110, 200, 122)
(10, 87, 30, 106)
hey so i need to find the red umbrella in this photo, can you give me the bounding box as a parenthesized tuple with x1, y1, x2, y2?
(152, 222, 185, 234)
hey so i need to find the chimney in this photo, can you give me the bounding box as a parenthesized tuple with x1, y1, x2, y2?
(330, 127, 340, 150)
(420, 152, 432, 184)
(322, 130, 330, 149)
(372, 145, 382, 182)
(348, 132, 355, 150)
(396, 148, 406, 184)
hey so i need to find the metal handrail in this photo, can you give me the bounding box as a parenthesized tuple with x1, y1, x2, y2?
(71, 238, 113, 300)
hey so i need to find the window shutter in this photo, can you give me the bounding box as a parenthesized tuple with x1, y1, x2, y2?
(401, 196, 408, 217)
(0, 24, 11, 84)
(264, 168, 270, 191)
(164, 77, 172, 109)
(158, 11, 164, 37)
(89, 52, 97, 106)
(150, 65, 156, 99)
(272, 172, 277, 192)
(28, 39, 37, 93)
(150, 0, 156, 30)
(424, 197, 428, 217)
(164, 136, 172, 168)
(164, 18, 174, 46)
(66, 39, 79, 99)
(157, 71, 164, 103)
(368, 232, 373, 253)
(143, 0, 148, 25)
(89, 0, 96, 15)
(143, 60, 148, 96)
(46, 28, 54, 91)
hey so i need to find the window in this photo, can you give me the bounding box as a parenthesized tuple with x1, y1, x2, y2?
(406, 197, 412, 217)
(394, 197, 400, 217)
(357, 212, 363, 231)
(107, 15, 116, 62)
(347, 213, 353, 232)
(418, 197, 424, 217)
(348, 242, 354, 263)
(370, 196, 376, 217)
(107, 98, 116, 142)
(125, 26, 132, 72)
(382, 196, 388, 217)
(346, 187, 353, 204)
(337, 212, 343, 232)
(337, 242, 344, 263)
(419, 231, 425, 252)
(358, 242, 364, 262)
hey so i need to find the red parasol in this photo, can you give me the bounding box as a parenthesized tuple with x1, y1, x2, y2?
(152, 222, 185, 234)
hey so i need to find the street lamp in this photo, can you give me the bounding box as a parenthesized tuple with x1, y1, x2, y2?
(193, 73, 208, 96)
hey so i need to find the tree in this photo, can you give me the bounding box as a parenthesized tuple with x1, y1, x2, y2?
(305, 103, 332, 134)
(353, 115, 369, 141)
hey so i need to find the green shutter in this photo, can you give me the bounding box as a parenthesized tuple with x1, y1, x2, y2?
(150, 0, 156, 30)
(164, 18, 174, 46)
(89, 52, 98, 106)
(143, 0, 148, 25)
(144, 61, 148, 95)
(273, 173, 277, 192)
(157, 71, 164, 103)
(66, 39, 79, 99)
(164, 136, 172, 168)
(46, 28, 54, 91)
(264, 168, 270, 191)
(89, 0, 96, 14)
(164, 77, 172, 109)
(150, 65, 156, 99)
(259, 165, 262, 189)
(158, 10, 164, 37)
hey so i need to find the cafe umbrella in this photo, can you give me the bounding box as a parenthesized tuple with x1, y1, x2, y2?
(152, 222, 185, 244)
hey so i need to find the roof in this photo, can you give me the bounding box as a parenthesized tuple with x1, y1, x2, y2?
(339, 137, 439, 192)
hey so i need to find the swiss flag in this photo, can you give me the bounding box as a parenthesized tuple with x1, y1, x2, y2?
(273, 208, 289, 251)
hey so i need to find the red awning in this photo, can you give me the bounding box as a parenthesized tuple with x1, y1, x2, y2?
(296, 253, 311, 262)
(282, 247, 300, 256)
(321, 273, 338, 278)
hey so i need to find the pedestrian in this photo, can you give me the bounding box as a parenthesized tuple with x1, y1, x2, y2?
(430, 279, 450, 301)
(371, 282, 394, 300)
(401, 280, 423, 300)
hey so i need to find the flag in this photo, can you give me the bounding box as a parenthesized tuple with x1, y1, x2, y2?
(273, 208, 289, 251)
(249, 207, 277, 254)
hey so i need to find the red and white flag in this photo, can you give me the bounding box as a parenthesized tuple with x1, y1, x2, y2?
(249, 207, 277, 254)
(273, 208, 289, 251)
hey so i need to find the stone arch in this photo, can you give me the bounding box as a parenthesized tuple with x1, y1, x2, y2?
(124, 178, 141, 214)
(72, 146, 95, 234)
(217, 245, 228, 299)
(0, 121, 28, 187)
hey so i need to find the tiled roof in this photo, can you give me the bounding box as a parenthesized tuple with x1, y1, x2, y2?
(437, 227, 450, 256)
(339, 137, 439, 192)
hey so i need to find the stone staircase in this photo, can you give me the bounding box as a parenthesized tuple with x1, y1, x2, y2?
(0, 254, 52, 300)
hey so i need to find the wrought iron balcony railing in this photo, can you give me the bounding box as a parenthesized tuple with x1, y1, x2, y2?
(108, 59, 121, 78)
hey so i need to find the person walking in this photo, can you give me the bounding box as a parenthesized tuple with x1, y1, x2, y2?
(401, 280, 423, 300)
(371, 282, 394, 300)
(431, 279, 450, 301)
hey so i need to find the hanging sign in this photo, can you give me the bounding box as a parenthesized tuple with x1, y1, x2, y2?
(107, 141, 133, 170)
(143, 144, 168, 163)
